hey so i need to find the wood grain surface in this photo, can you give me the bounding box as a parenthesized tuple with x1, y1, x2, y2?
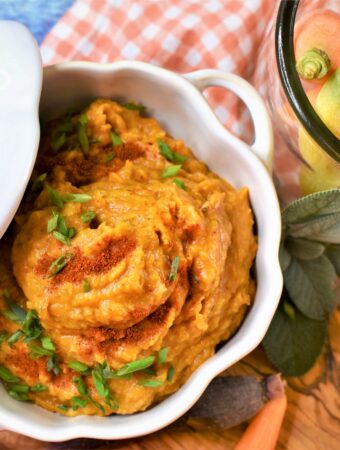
(1, 309, 339, 450)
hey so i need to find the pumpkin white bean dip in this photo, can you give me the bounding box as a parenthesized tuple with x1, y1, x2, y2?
(0, 99, 256, 415)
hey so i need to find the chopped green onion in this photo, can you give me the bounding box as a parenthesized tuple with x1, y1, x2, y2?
(57, 215, 68, 236)
(157, 139, 188, 163)
(52, 231, 70, 246)
(167, 366, 175, 382)
(8, 389, 30, 401)
(47, 186, 64, 208)
(158, 347, 168, 365)
(123, 102, 145, 112)
(0, 331, 8, 344)
(47, 253, 73, 278)
(58, 404, 69, 411)
(2, 289, 27, 324)
(68, 227, 76, 239)
(63, 193, 92, 203)
(30, 173, 47, 195)
(31, 384, 47, 392)
(51, 132, 66, 153)
(173, 178, 186, 189)
(46, 355, 60, 375)
(73, 376, 88, 397)
(0, 365, 20, 383)
(169, 256, 180, 282)
(41, 336, 56, 352)
(47, 211, 60, 233)
(81, 210, 96, 223)
(92, 367, 109, 398)
(138, 379, 163, 388)
(111, 131, 123, 146)
(115, 356, 155, 376)
(79, 114, 89, 126)
(71, 396, 88, 410)
(83, 279, 91, 293)
(68, 361, 89, 373)
(161, 165, 182, 179)
(7, 330, 24, 347)
(78, 126, 89, 155)
(10, 383, 30, 393)
(28, 344, 54, 359)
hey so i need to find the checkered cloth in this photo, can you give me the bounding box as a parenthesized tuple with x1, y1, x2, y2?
(41, 0, 275, 137)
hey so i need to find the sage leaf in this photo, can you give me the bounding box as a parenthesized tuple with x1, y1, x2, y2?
(285, 237, 325, 260)
(262, 304, 326, 377)
(282, 189, 340, 225)
(288, 212, 340, 244)
(284, 255, 337, 320)
(325, 244, 340, 275)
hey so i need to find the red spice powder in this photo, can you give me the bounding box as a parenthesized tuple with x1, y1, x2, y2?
(36, 236, 136, 284)
(115, 142, 145, 160)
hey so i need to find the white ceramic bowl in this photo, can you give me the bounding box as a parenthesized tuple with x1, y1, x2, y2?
(0, 60, 283, 441)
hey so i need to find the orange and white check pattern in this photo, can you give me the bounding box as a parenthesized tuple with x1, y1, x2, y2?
(41, 0, 275, 137)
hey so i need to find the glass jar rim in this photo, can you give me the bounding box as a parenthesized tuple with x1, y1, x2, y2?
(275, 0, 340, 163)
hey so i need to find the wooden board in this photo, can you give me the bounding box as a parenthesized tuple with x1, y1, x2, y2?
(1, 309, 339, 450)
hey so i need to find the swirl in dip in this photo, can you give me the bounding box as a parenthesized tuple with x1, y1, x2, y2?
(0, 99, 256, 415)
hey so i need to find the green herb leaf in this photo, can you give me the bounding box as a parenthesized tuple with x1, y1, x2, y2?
(47, 253, 73, 278)
(41, 336, 56, 352)
(262, 303, 327, 377)
(79, 114, 89, 126)
(2, 290, 27, 324)
(28, 344, 54, 359)
(30, 173, 47, 195)
(158, 347, 168, 365)
(71, 396, 88, 410)
(78, 126, 89, 155)
(8, 389, 29, 401)
(73, 376, 88, 397)
(51, 132, 66, 153)
(31, 384, 47, 392)
(68, 227, 76, 239)
(81, 210, 96, 223)
(158, 139, 188, 164)
(52, 231, 70, 246)
(0, 365, 20, 383)
(284, 255, 337, 320)
(92, 367, 109, 398)
(47, 186, 64, 208)
(10, 383, 30, 393)
(285, 237, 325, 260)
(123, 102, 145, 112)
(173, 178, 186, 190)
(83, 279, 91, 293)
(161, 165, 182, 179)
(115, 356, 155, 376)
(47, 211, 60, 233)
(0, 331, 8, 344)
(169, 256, 180, 282)
(138, 379, 163, 388)
(7, 330, 24, 347)
(63, 193, 92, 203)
(46, 355, 60, 375)
(68, 361, 89, 373)
(167, 366, 175, 382)
(111, 131, 123, 146)
(58, 404, 69, 411)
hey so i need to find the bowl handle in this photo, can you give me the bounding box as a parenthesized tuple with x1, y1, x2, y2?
(183, 70, 274, 172)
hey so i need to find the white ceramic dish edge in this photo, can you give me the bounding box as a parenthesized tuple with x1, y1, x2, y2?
(0, 60, 283, 441)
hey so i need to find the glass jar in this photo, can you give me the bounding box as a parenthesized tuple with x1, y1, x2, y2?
(253, 0, 340, 204)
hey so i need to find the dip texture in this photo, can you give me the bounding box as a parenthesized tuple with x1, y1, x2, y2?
(0, 99, 256, 415)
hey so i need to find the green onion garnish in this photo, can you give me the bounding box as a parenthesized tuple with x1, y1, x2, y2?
(169, 256, 180, 282)
(173, 178, 185, 189)
(158, 347, 168, 365)
(161, 165, 182, 179)
(81, 210, 96, 223)
(167, 366, 175, 382)
(138, 379, 163, 388)
(47, 253, 73, 278)
(68, 361, 89, 373)
(83, 279, 91, 293)
(157, 139, 188, 163)
(115, 356, 155, 376)
(111, 131, 123, 146)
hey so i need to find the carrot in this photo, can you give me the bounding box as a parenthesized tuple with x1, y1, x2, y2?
(294, 9, 340, 87)
(234, 393, 287, 450)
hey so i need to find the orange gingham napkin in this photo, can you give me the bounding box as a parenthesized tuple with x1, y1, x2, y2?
(41, 0, 276, 140)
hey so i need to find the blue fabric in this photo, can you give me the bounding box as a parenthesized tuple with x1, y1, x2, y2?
(0, 0, 74, 44)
